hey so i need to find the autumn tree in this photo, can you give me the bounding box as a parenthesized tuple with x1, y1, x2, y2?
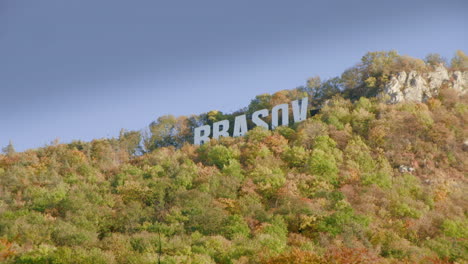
(450, 50, 468, 70)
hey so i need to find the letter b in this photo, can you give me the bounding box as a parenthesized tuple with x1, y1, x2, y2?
(194, 125, 211, 145)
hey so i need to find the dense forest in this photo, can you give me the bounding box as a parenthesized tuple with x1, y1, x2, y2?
(1, 50, 467, 263)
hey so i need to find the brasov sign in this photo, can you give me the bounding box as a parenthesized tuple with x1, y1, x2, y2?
(194, 97, 309, 145)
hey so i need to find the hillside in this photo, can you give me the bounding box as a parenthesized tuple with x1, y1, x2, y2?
(0, 51, 467, 264)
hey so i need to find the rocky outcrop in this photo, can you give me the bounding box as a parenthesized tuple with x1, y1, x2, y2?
(399, 165, 415, 173)
(381, 65, 468, 103)
(452, 71, 468, 93)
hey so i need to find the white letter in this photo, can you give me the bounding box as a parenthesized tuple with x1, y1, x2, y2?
(233, 115, 248, 137)
(252, 109, 269, 129)
(292, 97, 308, 123)
(271, 103, 289, 129)
(213, 120, 230, 139)
(194, 125, 210, 145)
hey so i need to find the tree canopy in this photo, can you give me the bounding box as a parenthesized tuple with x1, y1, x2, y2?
(1, 50, 467, 264)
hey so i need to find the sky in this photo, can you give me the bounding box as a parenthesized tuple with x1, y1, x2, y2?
(1, 0, 467, 152)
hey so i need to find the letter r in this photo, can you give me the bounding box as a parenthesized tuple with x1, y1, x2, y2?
(213, 120, 230, 139)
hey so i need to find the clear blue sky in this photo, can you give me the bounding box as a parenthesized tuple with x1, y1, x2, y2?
(1, 0, 467, 151)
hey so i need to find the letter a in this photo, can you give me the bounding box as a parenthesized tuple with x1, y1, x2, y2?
(233, 115, 248, 137)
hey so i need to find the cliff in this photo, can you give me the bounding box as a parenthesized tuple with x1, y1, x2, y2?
(381, 65, 468, 103)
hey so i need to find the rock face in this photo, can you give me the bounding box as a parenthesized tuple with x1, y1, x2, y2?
(381, 65, 468, 103)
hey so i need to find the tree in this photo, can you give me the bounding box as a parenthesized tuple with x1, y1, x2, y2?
(248, 94, 273, 113)
(119, 129, 142, 155)
(341, 66, 362, 90)
(2, 140, 15, 155)
(304, 76, 343, 102)
(145, 115, 191, 151)
(394, 55, 426, 72)
(450, 50, 468, 70)
(425, 53, 446, 66)
(360, 50, 399, 77)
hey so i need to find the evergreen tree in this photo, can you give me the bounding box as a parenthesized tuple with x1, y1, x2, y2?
(2, 140, 15, 155)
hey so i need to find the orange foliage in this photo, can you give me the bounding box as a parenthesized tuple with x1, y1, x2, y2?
(261, 248, 325, 264)
(420, 256, 452, 264)
(324, 247, 382, 264)
(264, 134, 289, 155)
(0, 238, 15, 261)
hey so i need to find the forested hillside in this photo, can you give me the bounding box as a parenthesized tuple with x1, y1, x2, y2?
(0, 51, 467, 263)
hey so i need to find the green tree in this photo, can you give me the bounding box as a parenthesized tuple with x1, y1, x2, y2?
(118, 129, 142, 155)
(145, 115, 190, 151)
(2, 140, 15, 155)
(221, 215, 250, 240)
(360, 50, 399, 77)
